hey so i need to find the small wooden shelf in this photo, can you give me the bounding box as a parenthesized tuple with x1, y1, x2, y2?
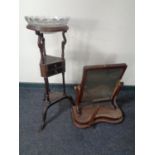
(41, 55, 64, 65)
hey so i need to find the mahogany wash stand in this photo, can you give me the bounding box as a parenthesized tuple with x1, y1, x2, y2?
(26, 24, 74, 130)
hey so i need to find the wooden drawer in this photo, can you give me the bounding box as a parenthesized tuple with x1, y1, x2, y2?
(40, 61, 65, 77)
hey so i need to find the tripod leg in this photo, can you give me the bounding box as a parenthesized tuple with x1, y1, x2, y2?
(62, 72, 66, 95)
(40, 77, 50, 130)
(44, 77, 50, 101)
(41, 102, 49, 130)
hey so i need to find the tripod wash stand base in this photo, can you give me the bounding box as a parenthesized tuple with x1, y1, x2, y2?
(26, 17, 74, 130)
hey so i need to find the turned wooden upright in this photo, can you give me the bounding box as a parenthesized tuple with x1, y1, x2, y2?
(26, 24, 74, 130)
